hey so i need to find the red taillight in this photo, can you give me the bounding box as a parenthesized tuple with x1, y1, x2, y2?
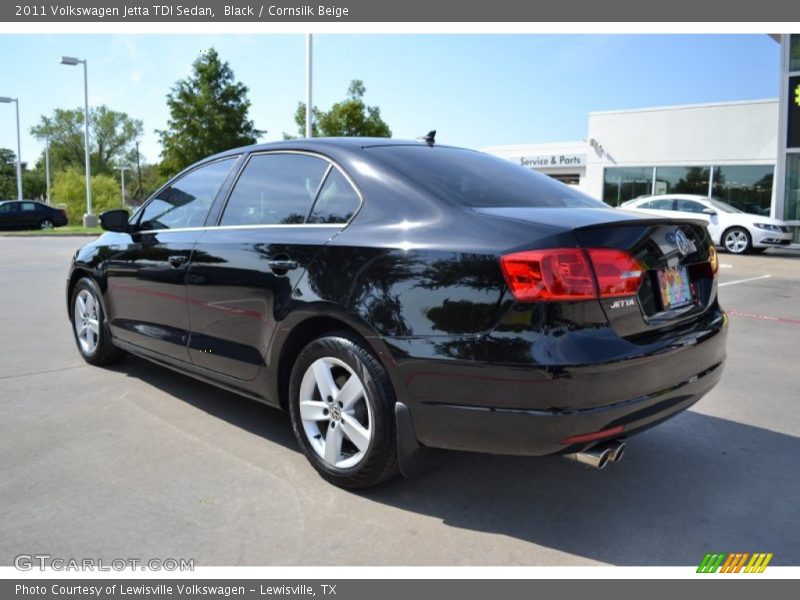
(499, 249, 596, 302)
(587, 248, 644, 297)
(500, 248, 644, 302)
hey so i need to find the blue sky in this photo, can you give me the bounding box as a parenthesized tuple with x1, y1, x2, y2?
(0, 34, 780, 167)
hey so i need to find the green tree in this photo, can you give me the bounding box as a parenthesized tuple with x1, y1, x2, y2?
(0, 148, 47, 200)
(30, 106, 143, 176)
(51, 168, 121, 224)
(158, 47, 263, 177)
(289, 80, 392, 138)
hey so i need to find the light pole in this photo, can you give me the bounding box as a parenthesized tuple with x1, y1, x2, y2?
(61, 56, 94, 226)
(0, 96, 23, 201)
(119, 167, 128, 208)
(44, 136, 51, 204)
(305, 34, 313, 138)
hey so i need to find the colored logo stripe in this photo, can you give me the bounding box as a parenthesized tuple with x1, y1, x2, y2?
(697, 552, 773, 573)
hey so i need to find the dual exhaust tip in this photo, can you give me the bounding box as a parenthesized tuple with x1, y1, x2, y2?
(565, 440, 626, 469)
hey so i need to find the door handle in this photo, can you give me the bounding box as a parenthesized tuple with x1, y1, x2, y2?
(267, 259, 299, 272)
(168, 255, 189, 268)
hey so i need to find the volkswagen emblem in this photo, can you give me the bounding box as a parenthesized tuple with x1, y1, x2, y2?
(674, 229, 690, 256)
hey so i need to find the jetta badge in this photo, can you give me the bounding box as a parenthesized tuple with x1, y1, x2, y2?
(674, 229, 690, 256)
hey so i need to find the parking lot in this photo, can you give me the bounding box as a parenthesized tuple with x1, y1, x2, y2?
(1, 235, 798, 566)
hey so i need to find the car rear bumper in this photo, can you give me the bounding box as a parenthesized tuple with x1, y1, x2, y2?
(407, 358, 723, 455)
(383, 307, 728, 456)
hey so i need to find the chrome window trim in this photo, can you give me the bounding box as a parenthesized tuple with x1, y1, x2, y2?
(135, 223, 344, 235)
(216, 149, 364, 229)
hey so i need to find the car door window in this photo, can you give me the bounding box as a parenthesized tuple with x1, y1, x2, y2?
(308, 168, 361, 224)
(0, 203, 17, 214)
(138, 158, 236, 231)
(648, 199, 675, 210)
(676, 199, 706, 214)
(220, 153, 329, 226)
(20, 202, 36, 212)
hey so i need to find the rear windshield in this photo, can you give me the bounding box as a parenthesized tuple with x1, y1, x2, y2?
(366, 145, 605, 209)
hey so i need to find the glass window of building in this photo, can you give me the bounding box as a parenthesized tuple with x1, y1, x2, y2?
(785, 154, 800, 222)
(653, 167, 710, 196)
(712, 165, 773, 216)
(790, 34, 800, 72)
(603, 167, 652, 206)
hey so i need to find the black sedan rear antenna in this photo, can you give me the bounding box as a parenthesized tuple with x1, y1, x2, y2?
(418, 130, 436, 146)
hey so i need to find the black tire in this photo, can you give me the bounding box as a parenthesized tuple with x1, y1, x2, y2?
(288, 332, 399, 489)
(39, 219, 54, 230)
(721, 227, 752, 254)
(70, 277, 125, 366)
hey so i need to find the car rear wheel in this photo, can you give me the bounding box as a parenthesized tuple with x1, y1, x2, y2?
(722, 227, 752, 254)
(288, 333, 399, 489)
(39, 219, 54, 230)
(71, 277, 125, 366)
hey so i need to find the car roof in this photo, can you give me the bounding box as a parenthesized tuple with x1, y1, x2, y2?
(206, 137, 469, 161)
(634, 194, 711, 202)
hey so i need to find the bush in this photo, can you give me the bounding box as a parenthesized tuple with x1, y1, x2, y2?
(51, 168, 122, 224)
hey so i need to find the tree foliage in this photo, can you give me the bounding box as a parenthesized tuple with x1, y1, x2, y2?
(158, 48, 263, 176)
(30, 106, 143, 176)
(290, 80, 392, 138)
(0, 148, 47, 200)
(51, 168, 121, 223)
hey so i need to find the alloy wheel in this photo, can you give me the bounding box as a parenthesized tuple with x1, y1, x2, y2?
(724, 229, 749, 254)
(40, 219, 54, 230)
(74, 289, 100, 355)
(298, 356, 373, 469)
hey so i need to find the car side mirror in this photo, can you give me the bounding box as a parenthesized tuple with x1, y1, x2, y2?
(100, 209, 130, 233)
(702, 207, 717, 216)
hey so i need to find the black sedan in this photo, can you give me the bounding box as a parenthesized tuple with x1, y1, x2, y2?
(67, 138, 727, 488)
(0, 200, 68, 230)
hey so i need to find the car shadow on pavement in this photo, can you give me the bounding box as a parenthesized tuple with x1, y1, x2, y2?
(367, 411, 800, 565)
(115, 356, 298, 451)
(113, 357, 798, 566)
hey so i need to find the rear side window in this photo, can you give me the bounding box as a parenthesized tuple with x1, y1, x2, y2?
(20, 202, 36, 212)
(648, 199, 674, 210)
(676, 199, 706, 213)
(221, 153, 328, 226)
(308, 169, 361, 224)
(139, 158, 236, 231)
(366, 146, 604, 208)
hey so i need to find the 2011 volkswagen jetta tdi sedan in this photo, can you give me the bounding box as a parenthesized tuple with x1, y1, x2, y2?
(67, 138, 727, 488)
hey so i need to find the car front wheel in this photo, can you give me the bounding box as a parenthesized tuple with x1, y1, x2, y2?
(71, 277, 125, 366)
(288, 333, 399, 489)
(722, 227, 752, 254)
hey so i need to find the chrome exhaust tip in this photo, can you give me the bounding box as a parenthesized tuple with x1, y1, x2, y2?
(565, 440, 625, 469)
(565, 446, 612, 469)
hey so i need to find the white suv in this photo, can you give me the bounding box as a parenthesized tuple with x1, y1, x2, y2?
(620, 194, 793, 254)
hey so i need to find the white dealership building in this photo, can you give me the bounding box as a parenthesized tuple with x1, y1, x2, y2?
(484, 98, 778, 216)
(484, 34, 800, 243)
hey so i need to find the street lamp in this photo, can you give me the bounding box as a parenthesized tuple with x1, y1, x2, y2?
(305, 34, 313, 138)
(118, 166, 128, 208)
(0, 96, 23, 201)
(44, 136, 51, 204)
(61, 55, 95, 226)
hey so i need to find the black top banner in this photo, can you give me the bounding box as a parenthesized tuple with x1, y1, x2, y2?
(2, 0, 800, 22)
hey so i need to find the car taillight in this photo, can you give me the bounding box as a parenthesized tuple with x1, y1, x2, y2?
(588, 248, 644, 297)
(500, 248, 644, 302)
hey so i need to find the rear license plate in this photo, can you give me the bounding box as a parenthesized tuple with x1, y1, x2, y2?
(657, 266, 692, 310)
